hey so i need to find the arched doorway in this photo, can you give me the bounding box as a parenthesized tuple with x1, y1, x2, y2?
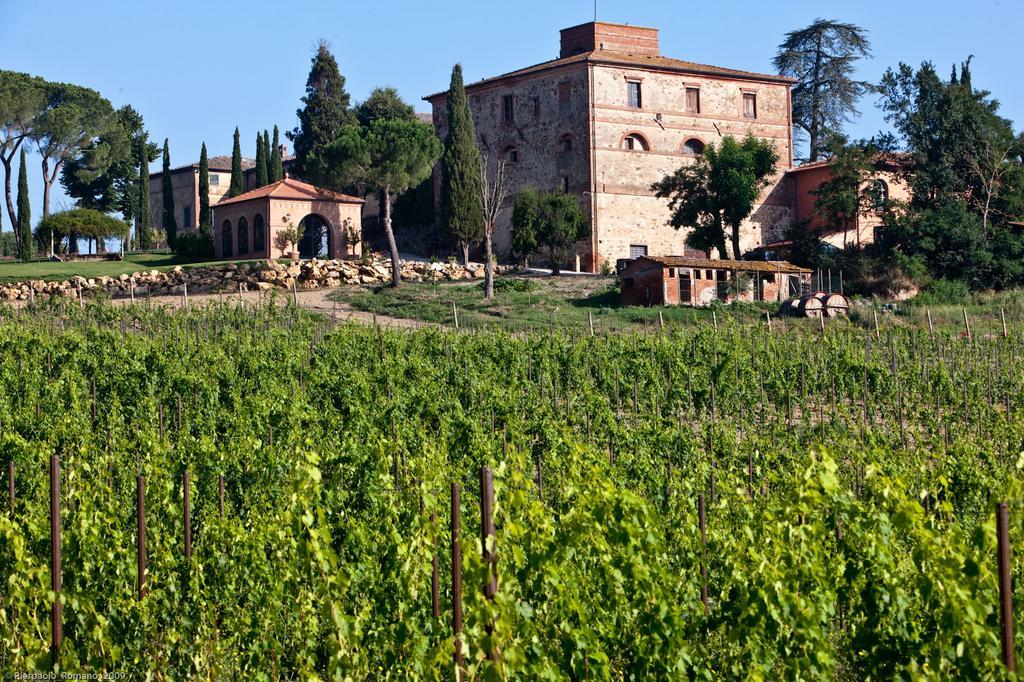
(252, 214, 265, 253)
(298, 214, 332, 259)
(221, 220, 233, 258)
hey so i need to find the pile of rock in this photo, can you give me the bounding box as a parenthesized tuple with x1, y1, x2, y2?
(0, 256, 513, 302)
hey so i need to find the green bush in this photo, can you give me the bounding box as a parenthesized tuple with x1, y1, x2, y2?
(174, 231, 214, 259)
(910, 278, 970, 306)
(477, 277, 537, 294)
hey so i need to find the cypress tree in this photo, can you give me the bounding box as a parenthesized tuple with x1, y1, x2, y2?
(198, 143, 211, 234)
(263, 130, 272, 182)
(229, 127, 244, 198)
(440, 64, 484, 266)
(288, 41, 355, 184)
(161, 139, 178, 247)
(255, 132, 269, 187)
(137, 141, 151, 250)
(271, 126, 284, 181)
(16, 147, 31, 261)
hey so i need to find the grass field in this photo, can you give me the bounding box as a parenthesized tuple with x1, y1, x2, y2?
(0, 253, 261, 284)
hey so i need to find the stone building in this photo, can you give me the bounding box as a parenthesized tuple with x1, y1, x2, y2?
(424, 21, 796, 272)
(211, 178, 364, 260)
(148, 149, 295, 238)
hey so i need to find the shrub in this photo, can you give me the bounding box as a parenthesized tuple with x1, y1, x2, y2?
(478, 277, 537, 294)
(174, 232, 214, 259)
(910, 279, 970, 306)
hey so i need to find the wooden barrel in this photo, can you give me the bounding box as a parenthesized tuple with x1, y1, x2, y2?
(822, 293, 850, 317)
(797, 295, 825, 318)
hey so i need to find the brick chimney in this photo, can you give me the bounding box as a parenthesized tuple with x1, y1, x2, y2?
(560, 22, 659, 58)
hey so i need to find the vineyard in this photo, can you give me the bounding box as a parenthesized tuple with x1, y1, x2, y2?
(0, 299, 1022, 679)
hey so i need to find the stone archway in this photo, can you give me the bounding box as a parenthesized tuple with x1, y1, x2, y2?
(298, 213, 333, 259)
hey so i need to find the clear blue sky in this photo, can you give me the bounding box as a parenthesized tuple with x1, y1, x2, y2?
(1, 0, 1020, 227)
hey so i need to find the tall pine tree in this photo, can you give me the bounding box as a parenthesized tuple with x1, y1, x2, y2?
(161, 139, 177, 247)
(271, 126, 284, 181)
(440, 64, 484, 265)
(255, 132, 269, 187)
(263, 130, 272, 182)
(198, 143, 211, 234)
(229, 127, 244, 198)
(136, 140, 151, 249)
(16, 147, 31, 260)
(288, 41, 355, 185)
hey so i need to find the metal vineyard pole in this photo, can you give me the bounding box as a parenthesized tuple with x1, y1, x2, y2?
(997, 502, 1016, 672)
(137, 474, 147, 600)
(431, 509, 440, 620)
(698, 493, 708, 614)
(451, 483, 463, 671)
(480, 466, 498, 663)
(183, 469, 192, 561)
(50, 454, 62, 670)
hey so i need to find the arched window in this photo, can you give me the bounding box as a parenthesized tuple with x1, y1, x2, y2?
(503, 146, 520, 163)
(221, 220, 233, 258)
(252, 214, 265, 253)
(621, 133, 649, 152)
(870, 179, 890, 209)
(557, 135, 574, 153)
(682, 138, 705, 157)
(298, 214, 332, 259)
(237, 217, 249, 255)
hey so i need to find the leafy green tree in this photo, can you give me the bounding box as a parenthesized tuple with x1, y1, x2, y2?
(32, 81, 116, 222)
(810, 135, 877, 248)
(774, 20, 872, 162)
(229, 127, 244, 198)
(271, 126, 283, 181)
(136, 139, 151, 250)
(255, 131, 269, 187)
(653, 134, 778, 259)
(161, 138, 177, 248)
(16, 147, 30, 260)
(510, 188, 589, 275)
(36, 208, 128, 255)
(288, 41, 356, 185)
(316, 118, 441, 287)
(440, 65, 484, 266)
(60, 105, 158, 225)
(356, 87, 416, 127)
(198, 143, 211, 234)
(0, 71, 47, 241)
(262, 130, 272, 184)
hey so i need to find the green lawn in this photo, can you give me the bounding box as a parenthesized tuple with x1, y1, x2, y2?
(328, 274, 787, 333)
(0, 253, 263, 284)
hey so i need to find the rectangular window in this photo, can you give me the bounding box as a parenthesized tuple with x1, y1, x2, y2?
(686, 87, 700, 114)
(209, 174, 219, 186)
(627, 81, 642, 109)
(183, 206, 192, 228)
(694, 270, 702, 280)
(668, 267, 676, 278)
(502, 94, 515, 123)
(561, 176, 569, 193)
(743, 92, 757, 118)
(629, 244, 648, 259)
(532, 97, 540, 118)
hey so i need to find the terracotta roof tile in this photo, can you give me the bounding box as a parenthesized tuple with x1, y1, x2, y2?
(633, 255, 811, 274)
(214, 178, 365, 207)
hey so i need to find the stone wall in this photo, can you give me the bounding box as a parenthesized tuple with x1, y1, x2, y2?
(0, 257, 510, 302)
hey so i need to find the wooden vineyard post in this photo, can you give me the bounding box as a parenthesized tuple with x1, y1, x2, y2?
(183, 469, 192, 562)
(452, 302, 460, 330)
(50, 454, 62, 670)
(659, 310, 665, 330)
(1001, 308, 1008, 339)
(451, 483, 463, 672)
(926, 308, 934, 340)
(765, 310, 772, 333)
(588, 311, 595, 337)
(874, 310, 881, 340)
(137, 474, 147, 600)
(431, 509, 440, 619)
(291, 279, 299, 307)
(698, 493, 708, 614)
(997, 502, 1016, 672)
(480, 466, 498, 663)
(964, 307, 973, 342)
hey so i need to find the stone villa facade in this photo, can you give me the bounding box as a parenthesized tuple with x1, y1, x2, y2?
(425, 21, 797, 272)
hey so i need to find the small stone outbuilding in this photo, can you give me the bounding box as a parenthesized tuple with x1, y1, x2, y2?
(620, 256, 811, 307)
(212, 178, 364, 260)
